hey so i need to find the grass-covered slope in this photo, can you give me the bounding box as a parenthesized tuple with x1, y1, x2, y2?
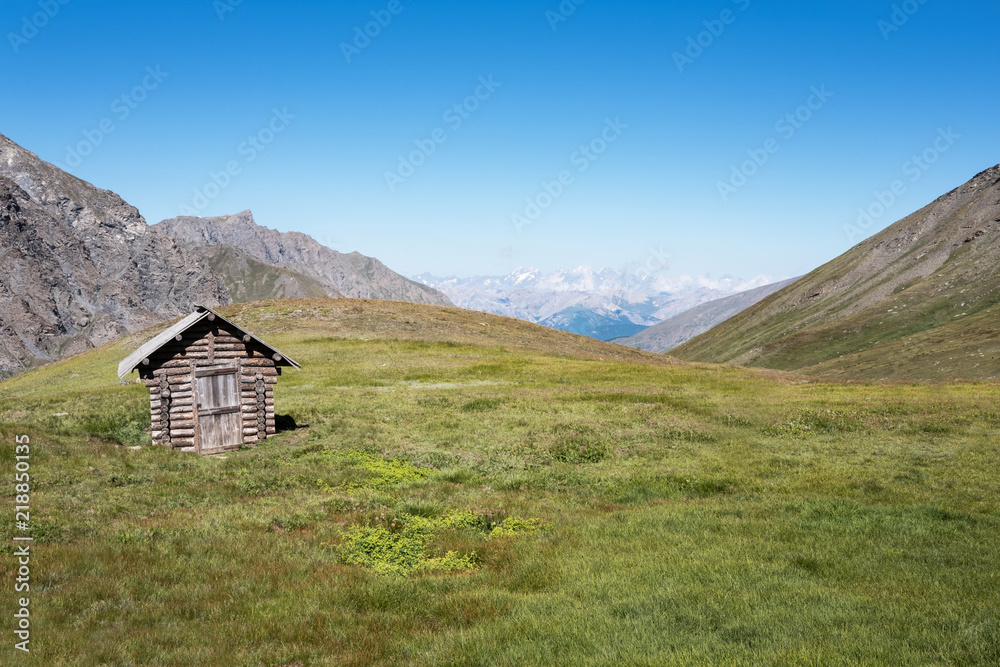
(155, 211, 454, 306)
(617, 277, 799, 353)
(201, 245, 337, 302)
(672, 164, 1000, 381)
(1, 299, 998, 665)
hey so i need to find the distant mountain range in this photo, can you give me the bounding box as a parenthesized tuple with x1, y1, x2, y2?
(672, 164, 1000, 381)
(415, 268, 777, 341)
(0, 132, 449, 377)
(616, 277, 800, 352)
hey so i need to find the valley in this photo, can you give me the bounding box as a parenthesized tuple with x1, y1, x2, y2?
(416, 268, 780, 342)
(4, 3, 997, 664)
(0, 299, 996, 665)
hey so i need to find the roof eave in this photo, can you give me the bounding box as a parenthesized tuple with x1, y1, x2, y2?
(117, 306, 300, 379)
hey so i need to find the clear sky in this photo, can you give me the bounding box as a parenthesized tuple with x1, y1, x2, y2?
(3, 0, 998, 281)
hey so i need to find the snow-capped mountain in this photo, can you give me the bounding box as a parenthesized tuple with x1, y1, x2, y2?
(414, 267, 776, 341)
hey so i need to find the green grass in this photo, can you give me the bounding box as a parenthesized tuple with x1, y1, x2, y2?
(205, 246, 332, 302)
(1, 299, 998, 665)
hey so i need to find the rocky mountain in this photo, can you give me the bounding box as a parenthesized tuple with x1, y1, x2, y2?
(672, 164, 1000, 381)
(0, 132, 229, 378)
(0, 131, 450, 378)
(415, 267, 776, 341)
(156, 212, 452, 307)
(616, 277, 799, 352)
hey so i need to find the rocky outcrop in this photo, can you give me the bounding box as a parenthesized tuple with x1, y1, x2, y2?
(155, 212, 453, 307)
(0, 131, 455, 378)
(0, 133, 229, 377)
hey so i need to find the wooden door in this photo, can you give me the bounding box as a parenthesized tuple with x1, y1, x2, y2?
(194, 364, 242, 454)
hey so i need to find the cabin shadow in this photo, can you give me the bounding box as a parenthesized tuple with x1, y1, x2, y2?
(274, 414, 306, 433)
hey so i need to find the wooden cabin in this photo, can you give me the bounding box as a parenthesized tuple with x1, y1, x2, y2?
(117, 306, 300, 455)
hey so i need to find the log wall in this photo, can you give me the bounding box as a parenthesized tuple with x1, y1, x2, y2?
(140, 319, 281, 453)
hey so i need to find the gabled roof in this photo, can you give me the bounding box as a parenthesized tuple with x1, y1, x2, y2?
(117, 305, 300, 379)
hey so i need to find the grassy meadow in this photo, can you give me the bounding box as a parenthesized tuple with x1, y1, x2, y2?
(1, 299, 998, 665)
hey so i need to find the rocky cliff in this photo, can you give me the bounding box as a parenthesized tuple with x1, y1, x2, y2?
(0, 133, 229, 377)
(0, 131, 451, 378)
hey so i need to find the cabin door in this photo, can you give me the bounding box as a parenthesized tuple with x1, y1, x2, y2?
(194, 364, 242, 454)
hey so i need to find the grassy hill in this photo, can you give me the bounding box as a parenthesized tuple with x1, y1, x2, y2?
(672, 165, 1000, 381)
(201, 245, 336, 302)
(1, 299, 998, 665)
(617, 278, 799, 353)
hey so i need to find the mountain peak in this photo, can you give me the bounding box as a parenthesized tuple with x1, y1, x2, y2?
(155, 214, 452, 306)
(417, 267, 778, 342)
(0, 132, 453, 377)
(0, 132, 229, 377)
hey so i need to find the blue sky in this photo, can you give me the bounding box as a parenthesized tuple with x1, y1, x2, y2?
(3, 0, 998, 281)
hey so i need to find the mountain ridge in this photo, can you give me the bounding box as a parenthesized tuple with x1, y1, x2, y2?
(156, 211, 452, 306)
(199, 245, 338, 302)
(0, 132, 230, 377)
(0, 131, 450, 377)
(671, 163, 1000, 380)
(616, 277, 800, 352)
